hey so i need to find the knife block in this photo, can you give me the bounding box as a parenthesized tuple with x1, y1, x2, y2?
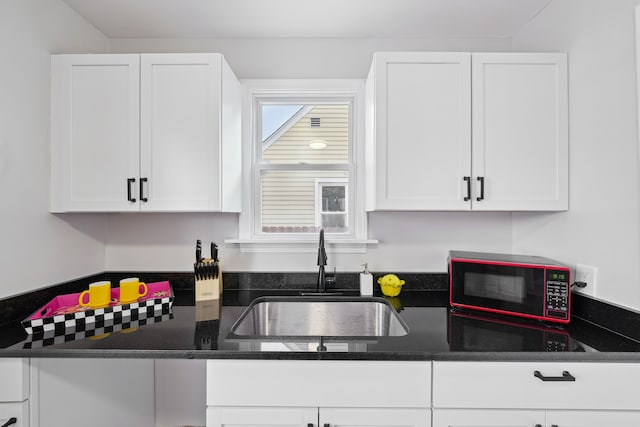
(195, 260, 223, 302)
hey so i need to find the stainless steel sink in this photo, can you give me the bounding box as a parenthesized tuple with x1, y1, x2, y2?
(230, 296, 409, 337)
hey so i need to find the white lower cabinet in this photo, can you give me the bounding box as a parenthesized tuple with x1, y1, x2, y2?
(433, 409, 640, 427)
(433, 409, 544, 427)
(206, 360, 431, 427)
(432, 362, 640, 427)
(208, 406, 429, 427)
(31, 358, 154, 427)
(0, 359, 29, 427)
(546, 410, 640, 426)
(0, 402, 29, 427)
(320, 407, 429, 427)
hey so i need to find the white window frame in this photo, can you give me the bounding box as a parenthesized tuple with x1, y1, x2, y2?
(226, 79, 376, 253)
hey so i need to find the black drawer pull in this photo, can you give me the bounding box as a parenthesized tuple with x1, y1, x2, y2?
(2, 418, 17, 427)
(535, 425, 542, 427)
(127, 178, 136, 202)
(307, 424, 314, 427)
(476, 176, 485, 201)
(551, 425, 559, 427)
(463, 176, 471, 201)
(324, 424, 330, 427)
(140, 177, 148, 202)
(534, 370, 575, 382)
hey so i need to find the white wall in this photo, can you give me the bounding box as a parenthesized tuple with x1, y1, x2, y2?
(512, 0, 640, 309)
(7, 2, 637, 308)
(105, 37, 515, 274)
(109, 36, 512, 79)
(0, 0, 109, 298)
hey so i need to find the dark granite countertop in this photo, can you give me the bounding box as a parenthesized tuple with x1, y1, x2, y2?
(1, 272, 640, 361)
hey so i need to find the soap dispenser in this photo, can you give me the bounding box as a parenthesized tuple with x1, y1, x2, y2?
(360, 263, 373, 296)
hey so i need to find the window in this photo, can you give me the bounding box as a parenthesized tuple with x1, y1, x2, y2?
(234, 80, 370, 251)
(259, 102, 350, 234)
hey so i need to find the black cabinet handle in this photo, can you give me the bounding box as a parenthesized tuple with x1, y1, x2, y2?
(534, 370, 576, 382)
(551, 425, 559, 427)
(127, 178, 136, 202)
(140, 177, 148, 202)
(463, 176, 471, 201)
(476, 176, 485, 201)
(2, 418, 17, 427)
(307, 424, 314, 427)
(324, 424, 330, 427)
(535, 425, 542, 427)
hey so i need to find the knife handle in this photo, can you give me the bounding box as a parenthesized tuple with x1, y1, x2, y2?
(196, 240, 202, 263)
(211, 242, 218, 262)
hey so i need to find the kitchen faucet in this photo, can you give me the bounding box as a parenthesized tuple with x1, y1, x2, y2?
(317, 228, 327, 292)
(299, 228, 338, 296)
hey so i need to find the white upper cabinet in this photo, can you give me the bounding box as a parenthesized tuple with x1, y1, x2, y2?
(365, 52, 568, 211)
(50, 54, 140, 212)
(366, 52, 472, 211)
(50, 53, 241, 213)
(472, 53, 568, 211)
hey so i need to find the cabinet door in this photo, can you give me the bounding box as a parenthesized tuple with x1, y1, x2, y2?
(321, 407, 430, 427)
(32, 358, 154, 427)
(0, 359, 29, 402)
(140, 53, 222, 211)
(0, 401, 29, 427)
(546, 410, 640, 427)
(207, 406, 316, 427)
(471, 53, 568, 211)
(433, 409, 544, 427)
(50, 54, 140, 212)
(367, 52, 471, 210)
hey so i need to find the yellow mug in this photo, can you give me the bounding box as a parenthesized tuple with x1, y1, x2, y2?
(119, 277, 148, 304)
(79, 281, 112, 308)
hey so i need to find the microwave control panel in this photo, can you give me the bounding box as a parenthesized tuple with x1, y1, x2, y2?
(545, 269, 570, 320)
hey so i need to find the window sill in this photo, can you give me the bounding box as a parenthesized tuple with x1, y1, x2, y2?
(224, 238, 378, 253)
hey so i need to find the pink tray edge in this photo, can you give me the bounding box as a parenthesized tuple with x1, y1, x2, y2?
(25, 281, 172, 322)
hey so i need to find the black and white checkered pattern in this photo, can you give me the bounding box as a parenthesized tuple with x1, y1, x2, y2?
(23, 313, 174, 349)
(23, 295, 173, 339)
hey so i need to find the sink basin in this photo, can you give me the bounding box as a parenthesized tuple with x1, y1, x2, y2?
(230, 296, 409, 337)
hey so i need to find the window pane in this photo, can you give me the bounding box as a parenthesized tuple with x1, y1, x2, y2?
(322, 214, 346, 230)
(261, 170, 349, 234)
(261, 104, 349, 164)
(322, 185, 346, 212)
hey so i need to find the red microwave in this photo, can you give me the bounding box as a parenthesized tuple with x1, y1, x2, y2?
(448, 251, 572, 324)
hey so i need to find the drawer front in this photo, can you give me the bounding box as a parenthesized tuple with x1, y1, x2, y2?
(207, 360, 431, 408)
(0, 401, 29, 427)
(0, 359, 29, 402)
(433, 362, 640, 410)
(546, 410, 640, 427)
(207, 406, 317, 427)
(433, 409, 545, 427)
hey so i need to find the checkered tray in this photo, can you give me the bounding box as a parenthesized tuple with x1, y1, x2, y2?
(22, 281, 173, 339)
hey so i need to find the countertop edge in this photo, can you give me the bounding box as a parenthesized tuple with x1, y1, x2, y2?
(2, 349, 640, 362)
